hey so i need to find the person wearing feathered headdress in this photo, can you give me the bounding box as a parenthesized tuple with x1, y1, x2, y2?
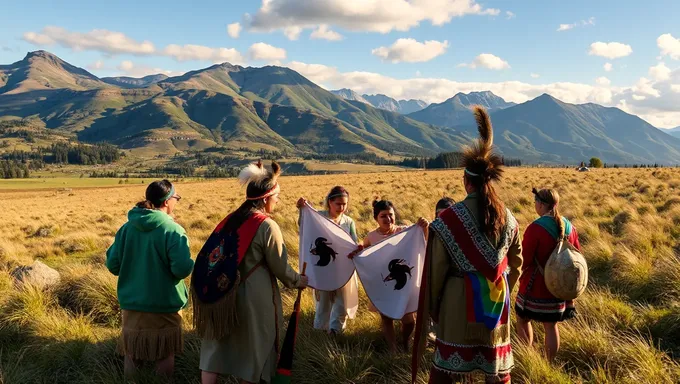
(412, 107, 523, 384)
(191, 160, 308, 384)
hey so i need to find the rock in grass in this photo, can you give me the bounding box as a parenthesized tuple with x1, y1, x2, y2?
(11, 260, 60, 288)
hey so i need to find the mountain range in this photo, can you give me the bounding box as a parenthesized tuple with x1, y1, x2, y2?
(331, 88, 429, 114)
(2, 50, 680, 164)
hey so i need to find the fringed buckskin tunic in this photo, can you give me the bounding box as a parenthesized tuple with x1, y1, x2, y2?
(199, 218, 301, 383)
(424, 194, 523, 381)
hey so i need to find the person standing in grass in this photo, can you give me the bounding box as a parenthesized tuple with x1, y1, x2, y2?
(193, 161, 308, 384)
(414, 107, 522, 384)
(106, 179, 194, 382)
(349, 199, 429, 353)
(515, 188, 581, 362)
(426, 197, 456, 342)
(296, 186, 359, 335)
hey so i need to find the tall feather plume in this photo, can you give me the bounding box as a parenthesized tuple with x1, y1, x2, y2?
(238, 161, 268, 187)
(462, 105, 503, 181)
(474, 105, 493, 153)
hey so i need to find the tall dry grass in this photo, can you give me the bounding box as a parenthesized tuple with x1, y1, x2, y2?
(1, 168, 680, 383)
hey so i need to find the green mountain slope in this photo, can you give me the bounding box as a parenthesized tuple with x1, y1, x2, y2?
(408, 91, 515, 128)
(0, 51, 111, 95)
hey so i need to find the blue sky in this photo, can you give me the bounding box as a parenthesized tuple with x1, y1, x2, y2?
(2, 0, 680, 127)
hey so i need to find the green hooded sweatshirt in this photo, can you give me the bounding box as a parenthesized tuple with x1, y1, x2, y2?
(106, 207, 194, 313)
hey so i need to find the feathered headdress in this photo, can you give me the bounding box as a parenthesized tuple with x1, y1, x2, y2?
(461, 106, 503, 182)
(238, 160, 282, 200)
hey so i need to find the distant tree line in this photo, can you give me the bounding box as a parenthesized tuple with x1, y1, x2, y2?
(400, 152, 522, 169)
(0, 160, 30, 179)
(1, 143, 122, 166)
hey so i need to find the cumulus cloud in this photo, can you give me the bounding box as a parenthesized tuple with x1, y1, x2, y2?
(505, 11, 515, 20)
(658, 34, 680, 60)
(371, 38, 448, 63)
(672, 84, 680, 93)
(284, 26, 303, 40)
(115, 60, 182, 78)
(596, 76, 611, 86)
(530, 73, 540, 78)
(604, 62, 613, 72)
(163, 44, 244, 64)
(23, 26, 155, 55)
(649, 62, 671, 81)
(589, 42, 633, 59)
(248, 0, 500, 36)
(248, 42, 287, 61)
(87, 60, 105, 70)
(227, 23, 242, 38)
(23, 25, 244, 64)
(557, 17, 595, 32)
(310, 25, 343, 41)
(462, 53, 510, 70)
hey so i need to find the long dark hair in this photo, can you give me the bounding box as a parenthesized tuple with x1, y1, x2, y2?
(435, 197, 455, 216)
(325, 186, 349, 211)
(136, 180, 173, 209)
(462, 106, 506, 239)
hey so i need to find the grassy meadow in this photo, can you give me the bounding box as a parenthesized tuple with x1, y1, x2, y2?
(1, 168, 680, 383)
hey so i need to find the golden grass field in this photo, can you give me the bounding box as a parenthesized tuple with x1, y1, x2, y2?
(2, 168, 680, 383)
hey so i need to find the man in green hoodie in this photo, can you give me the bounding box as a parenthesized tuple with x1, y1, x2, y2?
(106, 179, 194, 382)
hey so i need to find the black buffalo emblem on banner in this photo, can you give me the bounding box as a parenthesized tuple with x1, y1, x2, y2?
(310, 237, 337, 267)
(383, 259, 414, 290)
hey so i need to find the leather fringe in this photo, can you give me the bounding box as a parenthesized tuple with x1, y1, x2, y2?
(191, 272, 241, 341)
(117, 326, 183, 361)
(464, 323, 510, 345)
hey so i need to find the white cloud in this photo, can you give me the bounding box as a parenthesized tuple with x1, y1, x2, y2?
(658, 34, 680, 60)
(371, 38, 448, 63)
(596, 76, 611, 86)
(557, 17, 595, 32)
(248, 0, 500, 36)
(649, 62, 671, 81)
(632, 94, 646, 101)
(115, 60, 181, 78)
(87, 60, 105, 70)
(604, 62, 613, 72)
(163, 44, 244, 64)
(672, 84, 680, 93)
(227, 22, 242, 39)
(416, 70, 422, 77)
(22, 26, 244, 65)
(23, 26, 155, 55)
(465, 53, 510, 70)
(632, 77, 660, 97)
(284, 26, 303, 40)
(119, 60, 134, 71)
(248, 42, 287, 61)
(589, 42, 633, 59)
(530, 73, 540, 78)
(506, 11, 515, 20)
(310, 25, 344, 41)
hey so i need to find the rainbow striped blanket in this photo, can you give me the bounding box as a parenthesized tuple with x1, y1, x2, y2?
(465, 272, 509, 330)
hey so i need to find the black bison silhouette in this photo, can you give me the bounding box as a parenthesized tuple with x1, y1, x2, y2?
(383, 259, 414, 290)
(310, 237, 337, 267)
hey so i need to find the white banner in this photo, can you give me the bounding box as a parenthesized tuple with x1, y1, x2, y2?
(299, 204, 358, 291)
(353, 226, 426, 319)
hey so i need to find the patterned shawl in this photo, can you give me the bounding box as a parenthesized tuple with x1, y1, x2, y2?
(191, 212, 268, 340)
(430, 202, 518, 332)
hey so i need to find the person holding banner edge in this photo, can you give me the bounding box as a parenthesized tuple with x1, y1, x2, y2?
(348, 199, 429, 353)
(192, 161, 308, 384)
(296, 186, 360, 336)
